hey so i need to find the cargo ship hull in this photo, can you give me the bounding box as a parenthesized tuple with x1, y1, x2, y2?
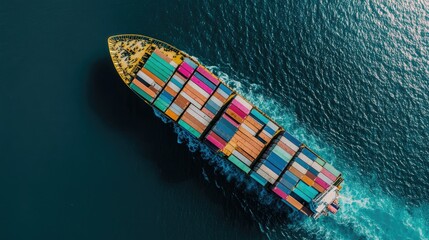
(108, 34, 343, 218)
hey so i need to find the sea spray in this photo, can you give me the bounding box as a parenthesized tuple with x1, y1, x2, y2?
(151, 64, 428, 239)
(209, 66, 429, 240)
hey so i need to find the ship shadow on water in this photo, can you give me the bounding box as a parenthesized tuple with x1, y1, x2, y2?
(87, 57, 303, 236)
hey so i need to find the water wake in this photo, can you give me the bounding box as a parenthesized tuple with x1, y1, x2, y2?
(153, 66, 428, 240)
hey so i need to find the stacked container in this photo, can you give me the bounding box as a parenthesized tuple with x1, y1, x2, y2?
(250, 132, 301, 186)
(269, 146, 341, 215)
(204, 95, 281, 174)
(129, 50, 176, 103)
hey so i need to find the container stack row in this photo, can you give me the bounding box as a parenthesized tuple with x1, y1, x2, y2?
(129, 49, 177, 103)
(270, 147, 341, 215)
(204, 96, 281, 174)
(130, 49, 235, 139)
(172, 60, 233, 138)
(250, 132, 302, 186)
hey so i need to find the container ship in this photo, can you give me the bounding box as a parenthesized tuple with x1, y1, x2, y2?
(107, 34, 344, 218)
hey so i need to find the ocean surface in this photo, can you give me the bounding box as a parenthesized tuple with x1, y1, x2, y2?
(1, 0, 428, 239)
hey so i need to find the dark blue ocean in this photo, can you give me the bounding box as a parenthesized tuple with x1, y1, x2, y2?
(1, 0, 428, 239)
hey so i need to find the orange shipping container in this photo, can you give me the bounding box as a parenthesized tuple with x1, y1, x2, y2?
(312, 182, 325, 193)
(276, 141, 296, 155)
(164, 86, 178, 97)
(225, 109, 244, 123)
(173, 95, 190, 109)
(235, 146, 255, 162)
(233, 136, 263, 157)
(153, 48, 173, 62)
(186, 82, 209, 102)
(231, 134, 260, 158)
(286, 195, 303, 210)
(237, 128, 264, 148)
(245, 115, 264, 130)
(213, 91, 226, 103)
(201, 107, 215, 119)
(165, 109, 179, 121)
(183, 87, 205, 106)
(258, 131, 271, 143)
(288, 166, 304, 179)
(141, 68, 166, 87)
(301, 175, 314, 186)
(181, 112, 206, 133)
(132, 79, 156, 98)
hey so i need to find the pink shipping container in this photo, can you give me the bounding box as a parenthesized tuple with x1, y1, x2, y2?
(181, 62, 195, 73)
(232, 99, 251, 114)
(234, 96, 253, 111)
(197, 66, 220, 85)
(223, 114, 240, 128)
(191, 76, 214, 95)
(229, 103, 248, 119)
(321, 168, 337, 182)
(273, 187, 288, 200)
(315, 177, 330, 189)
(206, 134, 225, 149)
(178, 66, 191, 78)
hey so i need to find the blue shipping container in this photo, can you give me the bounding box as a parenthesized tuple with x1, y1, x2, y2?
(302, 148, 317, 161)
(266, 152, 288, 170)
(262, 160, 283, 175)
(275, 182, 292, 195)
(279, 177, 296, 190)
(295, 157, 310, 170)
(284, 132, 301, 147)
(194, 72, 217, 90)
(219, 84, 232, 96)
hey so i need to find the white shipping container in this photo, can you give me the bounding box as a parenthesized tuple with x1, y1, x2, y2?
(137, 71, 155, 85)
(187, 108, 210, 126)
(266, 121, 279, 132)
(217, 88, 229, 99)
(311, 161, 323, 172)
(258, 164, 279, 180)
(188, 81, 210, 98)
(180, 92, 202, 109)
(170, 103, 183, 115)
(232, 150, 252, 166)
(318, 172, 333, 185)
(235, 95, 252, 110)
(210, 96, 223, 106)
(292, 162, 307, 175)
(188, 104, 212, 123)
(153, 83, 162, 91)
(280, 137, 299, 151)
(256, 168, 276, 184)
(298, 153, 313, 166)
(169, 61, 178, 68)
(240, 124, 257, 136)
(262, 129, 272, 138)
(173, 74, 185, 85)
(168, 82, 181, 92)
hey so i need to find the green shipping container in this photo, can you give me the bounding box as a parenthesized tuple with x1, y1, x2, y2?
(272, 145, 292, 161)
(130, 83, 153, 102)
(147, 57, 174, 76)
(178, 120, 201, 138)
(296, 181, 318, 199)
(315, 157, 325, 166)
(323, 163, 341, 177)
(144, 62, 170, 81)
(151, 54, 176, 71)
(228, 155, 251, 173)
(250, 172, 267, 186)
